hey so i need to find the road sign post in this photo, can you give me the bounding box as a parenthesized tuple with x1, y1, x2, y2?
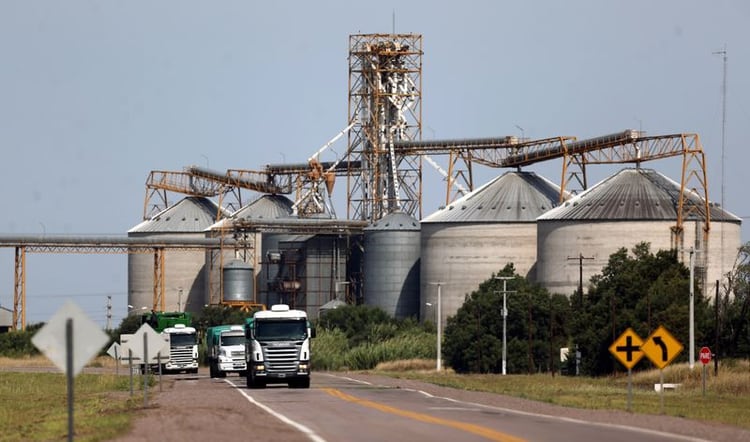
(609, 328, 644, 412)
(699, 346, 712, 396)
(642, 325, 683, 414)
(31, 301, 109, 442)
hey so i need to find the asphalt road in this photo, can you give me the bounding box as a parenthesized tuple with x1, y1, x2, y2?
(207, 372, 717, 442)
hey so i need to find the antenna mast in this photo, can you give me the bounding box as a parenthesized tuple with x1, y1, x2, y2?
(713, 45, 727, 285)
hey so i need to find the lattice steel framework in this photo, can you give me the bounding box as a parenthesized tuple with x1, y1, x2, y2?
(347, 34, 423, 222)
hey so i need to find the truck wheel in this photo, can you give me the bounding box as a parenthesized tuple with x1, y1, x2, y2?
(247, 374, 265, 389)
(218, 370, 227, 378)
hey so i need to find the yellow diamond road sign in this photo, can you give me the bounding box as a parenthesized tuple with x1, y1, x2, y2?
(609, 328, 644, 370)
(642, 325, 683, 369)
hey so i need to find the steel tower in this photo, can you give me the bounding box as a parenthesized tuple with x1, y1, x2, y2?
(346, 34, 423, 222)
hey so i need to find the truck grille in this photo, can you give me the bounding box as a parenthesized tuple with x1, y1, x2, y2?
(170, 345, 194, 365)
(261, 342, 302, 372)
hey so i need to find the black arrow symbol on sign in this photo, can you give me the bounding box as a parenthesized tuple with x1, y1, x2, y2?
(653, 336, 668, 361)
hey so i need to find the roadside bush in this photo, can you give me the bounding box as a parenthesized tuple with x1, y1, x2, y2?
(312, 328, 349, 370)
(0, 326, 41, 357)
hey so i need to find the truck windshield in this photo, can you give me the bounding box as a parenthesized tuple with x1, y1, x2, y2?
(170, 334, 196, 347)
(221, 335, 245, 346)
(254, 320, 307, 341)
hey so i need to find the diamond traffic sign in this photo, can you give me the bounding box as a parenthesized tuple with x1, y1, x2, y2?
(119, 334, 142, 365)
(31, 300, 109, 377)
(609, 328, 644, 369)
(642, 325, 683, 369)
(129, 323, 169, 363)
(106, 342, 121, 360)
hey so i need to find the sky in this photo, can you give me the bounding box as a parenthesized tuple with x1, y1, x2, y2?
(1, 1, 748, 329)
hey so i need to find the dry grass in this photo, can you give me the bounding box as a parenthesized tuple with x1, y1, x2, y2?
(371, 358, 750, 429)
(0, 355, 119, 369)
(374, 358, 455, 373)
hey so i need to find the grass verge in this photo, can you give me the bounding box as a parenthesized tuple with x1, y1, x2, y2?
(372, 358, 750, 430)
(0, 356, 154, 442)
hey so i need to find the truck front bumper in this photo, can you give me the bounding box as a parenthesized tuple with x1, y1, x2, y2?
(219, 361, 247, 372)
(251, 362, 309, 379)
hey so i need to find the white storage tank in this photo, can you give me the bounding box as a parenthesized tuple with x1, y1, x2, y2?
(420, 171, 562, 325)
(536, 168, 742, 298)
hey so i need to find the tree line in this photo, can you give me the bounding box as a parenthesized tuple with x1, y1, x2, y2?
(444, 242, 750, 376)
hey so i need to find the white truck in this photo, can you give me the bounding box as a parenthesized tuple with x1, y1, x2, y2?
(161, 323, 199, 374)
(206, 324, 247, 378)
(141, 311, 199, 374)
(245, 304, 315, 388)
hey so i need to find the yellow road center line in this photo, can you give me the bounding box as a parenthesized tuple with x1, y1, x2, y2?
(322, 388, 526, 442)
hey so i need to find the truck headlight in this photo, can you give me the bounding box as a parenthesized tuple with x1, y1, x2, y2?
(298, 363, 308, 371)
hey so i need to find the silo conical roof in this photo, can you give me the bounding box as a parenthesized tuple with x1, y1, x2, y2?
(208, 194, 294, 230)
(365, 211, 420, 231)
(232, 194, 294, 221)
(129, 196, 223, 233)
(538, 168, 741, 222)
(422, 171, 562, 223)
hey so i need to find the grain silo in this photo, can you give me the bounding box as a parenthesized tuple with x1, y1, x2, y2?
(128, 196, 223, 314)
(205, 194, 294, 307)
(363, 211, 420, 319)
(536, 168, 742, 298)
(420, 170, 562, 325)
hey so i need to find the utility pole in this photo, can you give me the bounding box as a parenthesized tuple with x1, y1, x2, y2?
(106, 295, 112, 331)
(494, 276, 515, 375)
(428, 282, 444, 371)
(567, 253, 594, 304)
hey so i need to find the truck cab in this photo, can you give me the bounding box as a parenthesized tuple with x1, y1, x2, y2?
(244, 304, 315, 389)
(141, 311, 199, 374)
(206, 325, 247, 378)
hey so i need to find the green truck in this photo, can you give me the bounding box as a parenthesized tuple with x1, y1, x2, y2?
(206, 325, 247, 378)
(141, 311, 199, 374)
(244, 304, 315, 389)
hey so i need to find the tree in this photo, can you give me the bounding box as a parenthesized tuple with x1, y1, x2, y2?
(569, 242, 710, 376)
(443, 264, 570, 374)
(722, 242, 750, 358)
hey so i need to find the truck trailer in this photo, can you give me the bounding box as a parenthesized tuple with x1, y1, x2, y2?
(206, 325, 247, 378)
(245, 304, 315, 388)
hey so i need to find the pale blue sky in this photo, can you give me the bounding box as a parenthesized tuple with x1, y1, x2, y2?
(1, 1, 748, 327)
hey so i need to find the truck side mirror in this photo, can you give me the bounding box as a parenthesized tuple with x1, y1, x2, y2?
(310, 327, 316, 339)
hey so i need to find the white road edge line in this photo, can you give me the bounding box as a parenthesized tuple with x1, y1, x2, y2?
(323, 373, 708, 442)
(225, 379, 327, 442)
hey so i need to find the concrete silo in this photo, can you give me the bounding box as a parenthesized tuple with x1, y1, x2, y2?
(536, 168, 742, 298)
(128, 196, 223, 314)
(363, 211, 420, 319)
(420, 170, 562, 325)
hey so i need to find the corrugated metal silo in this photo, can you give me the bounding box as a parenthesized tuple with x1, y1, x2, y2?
(128, 196, 223, 314)
(206, 194, 294, 307)
(222, 259, 254, 302)
(536, 168, 742, 298)
(420, 171, 562, 325)
(363, 211, 420, 319)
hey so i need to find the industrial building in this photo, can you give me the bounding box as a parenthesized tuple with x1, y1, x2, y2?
(1, 33, 742, 332)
